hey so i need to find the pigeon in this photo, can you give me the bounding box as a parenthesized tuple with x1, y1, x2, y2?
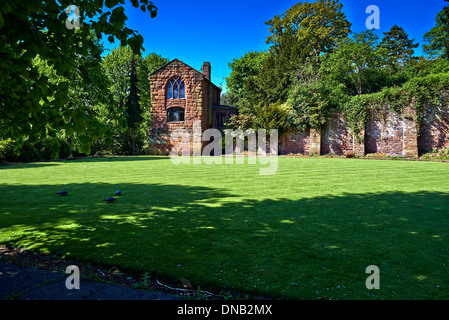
(104, 197, 117, 203)
(57, 191, 68, 196)
(115, 190, 122, 196)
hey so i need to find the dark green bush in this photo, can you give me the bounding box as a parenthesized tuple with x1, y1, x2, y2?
(58, 139, 71, 159)
(0, 138, 72, 163)
(19, 141, 41, 162)
(34, 139, 52, 160)
(0, 139, 20, 162)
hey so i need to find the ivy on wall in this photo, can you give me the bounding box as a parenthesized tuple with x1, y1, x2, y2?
(343, 72, 449, 141)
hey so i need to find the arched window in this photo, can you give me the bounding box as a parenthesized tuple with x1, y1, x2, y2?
(167, 107, 185, 122)
(167, 79, 185, 99)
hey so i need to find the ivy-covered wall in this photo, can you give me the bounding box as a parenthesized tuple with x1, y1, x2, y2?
(279, 101, 448, 157)
(279, 72, 449, 157)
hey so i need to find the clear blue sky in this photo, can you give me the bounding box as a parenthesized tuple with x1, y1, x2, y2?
(102, 0, 447, 92)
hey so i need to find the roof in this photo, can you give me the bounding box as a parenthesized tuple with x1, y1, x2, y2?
(150, 58, 222, 91)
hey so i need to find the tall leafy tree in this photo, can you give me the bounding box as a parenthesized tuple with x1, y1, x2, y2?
(265, 0, 351, 65)
(255, 54, 293, 105)
(0, 0, 158, 154)
(137, 52, 169, 141)
(138, 53, 169, 109)
(288, 60, 345, 130)
(101, 46, 168, 155)
(321, 31, 387, 96)
(102, 46, 167, 113)
(30, 34, 113, 156)
(287, 30, 389, 131)
(380, 25, 419, 71)
(257, 0, 351, 105)
(225, 50, 269, 110)
(423, 0, 449, 59)
(102, 46, 139, 111)
(125, 56, 142, 155)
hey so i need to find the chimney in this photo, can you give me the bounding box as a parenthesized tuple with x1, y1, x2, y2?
(202, 62, 211, 80)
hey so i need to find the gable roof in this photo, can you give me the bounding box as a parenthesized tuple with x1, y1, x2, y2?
(150, 58, 222, 92)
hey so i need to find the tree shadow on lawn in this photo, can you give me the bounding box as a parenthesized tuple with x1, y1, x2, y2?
(0, 156, 169, 170)
(0, 182, 448, 299)
(0, 162, 61, 170)
(62, 156, 169, 163)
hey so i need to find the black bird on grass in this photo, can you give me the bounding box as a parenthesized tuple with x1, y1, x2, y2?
(115, 190, 122, 196)
(104, 197, 117, 203)
(57, 191, 68, 196)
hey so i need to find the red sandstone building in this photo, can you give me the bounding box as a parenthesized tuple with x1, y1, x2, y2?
(148, 59, 237, 154)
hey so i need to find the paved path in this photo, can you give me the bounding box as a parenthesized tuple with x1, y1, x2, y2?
(0, 260, 182, 300)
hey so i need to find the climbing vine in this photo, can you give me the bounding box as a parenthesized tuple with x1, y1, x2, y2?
(343, 72, 449, 141)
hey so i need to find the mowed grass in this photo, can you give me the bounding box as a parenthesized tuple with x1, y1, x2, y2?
(1, 156, 449, 299)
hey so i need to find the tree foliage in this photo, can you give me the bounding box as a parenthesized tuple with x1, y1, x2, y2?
(288, 61, 345, 130)
(125, 56, 142, 155)
(225, 50, 269, 110)
(100, 46, 168, 155)
(265, 0, 352, 64)
(380, 25, 419, 72)
(257, 0, 351, 106)
(29, 34, 113, 156)
(225, 0, 352, 128)
(228, 100, 290, 135)
(321, 31, 387, 96)
(287, 30, 389, 130)
(0, 0, 158, 155)
(224, 0, 449, 145)
(424, 0, 449, 59)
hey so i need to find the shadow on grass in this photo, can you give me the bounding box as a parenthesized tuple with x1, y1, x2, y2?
(62, 156, 169, 163)
(0, 156, 169, 170)
(0, 162, 61, 170)
(1, 182, 449, 299)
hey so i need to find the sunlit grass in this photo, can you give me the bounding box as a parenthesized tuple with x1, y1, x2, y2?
(1, 156, 449, 299)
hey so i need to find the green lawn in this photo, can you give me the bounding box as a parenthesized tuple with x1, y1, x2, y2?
(1, 156, 449, 299)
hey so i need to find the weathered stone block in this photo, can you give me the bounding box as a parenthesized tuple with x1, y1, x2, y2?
(353, 129, 365, 157)
(309, 128, 321, 155)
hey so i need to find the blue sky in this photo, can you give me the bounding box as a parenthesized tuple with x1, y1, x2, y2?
(102, 0, 447, 92)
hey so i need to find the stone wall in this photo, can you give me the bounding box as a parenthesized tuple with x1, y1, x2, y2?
(365, 112, 405, 155)
(277, 104, 449, 157)
(279, 130, 310, 155)
(418, 104, 449, 154)
(321, 114, 353, 155)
